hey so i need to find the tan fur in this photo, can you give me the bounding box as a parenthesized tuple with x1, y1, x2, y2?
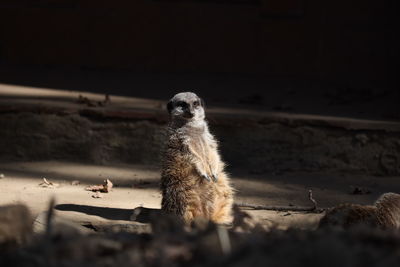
(375, 192, 400, 228)
(161, 92, 234, 224)
(319, 192, 400, 229)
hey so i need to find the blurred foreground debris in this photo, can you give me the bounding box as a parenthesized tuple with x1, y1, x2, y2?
(1, 202, 400, 267)
(2, 207, 400, 266)
(0, 204, 33, 247)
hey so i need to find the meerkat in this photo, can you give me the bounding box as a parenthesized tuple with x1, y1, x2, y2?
(160, 92, 234, 224)
(319, 192, 400, 229)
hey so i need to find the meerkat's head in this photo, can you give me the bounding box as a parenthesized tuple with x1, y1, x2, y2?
(167, 92, 205, 123)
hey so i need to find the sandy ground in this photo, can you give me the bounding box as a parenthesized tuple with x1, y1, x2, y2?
(0, 85, 399, 232)
(1, 72, 399, 266)
(1, 161, 400, 231)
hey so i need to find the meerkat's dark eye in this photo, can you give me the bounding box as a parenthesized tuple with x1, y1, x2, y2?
(193, 101, 199, 107)
(176, 101, 188, 108)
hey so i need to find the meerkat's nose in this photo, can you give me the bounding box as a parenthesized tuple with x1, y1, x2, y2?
(183, 108, 194, 118)
(187, 107, 195, 117)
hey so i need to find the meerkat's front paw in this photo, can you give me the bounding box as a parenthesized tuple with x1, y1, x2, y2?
(201, 174, 212, 182)
(195, 164, 213, 182)
(211, 173, 218, 182)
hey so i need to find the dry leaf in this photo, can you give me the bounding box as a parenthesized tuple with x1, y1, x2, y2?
(85, 179, 113, 193)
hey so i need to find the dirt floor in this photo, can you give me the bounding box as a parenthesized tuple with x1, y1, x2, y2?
(0, 84, 400, 229)
(1, 159, 400, 232)
(1, 84, 400, 266)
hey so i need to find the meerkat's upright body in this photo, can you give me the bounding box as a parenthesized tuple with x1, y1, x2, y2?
(161, 92, 234, 224)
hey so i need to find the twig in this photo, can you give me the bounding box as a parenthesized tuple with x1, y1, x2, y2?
(308, 189, 317, 210)
(236, 189, 325, 213)
(41, 178, 52, 186)
(236, 203, 324, 212)
(39, 178, 59, 188)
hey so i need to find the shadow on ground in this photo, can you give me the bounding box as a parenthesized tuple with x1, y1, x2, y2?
(55, 204, 160, 223)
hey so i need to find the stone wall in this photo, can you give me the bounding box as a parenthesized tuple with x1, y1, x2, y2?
(1, 112, 399, 176)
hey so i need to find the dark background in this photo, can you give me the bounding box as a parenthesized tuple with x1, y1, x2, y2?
(0, 0, 398, 119)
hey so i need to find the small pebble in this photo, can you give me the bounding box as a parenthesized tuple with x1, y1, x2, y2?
(92, 192, 103, 198)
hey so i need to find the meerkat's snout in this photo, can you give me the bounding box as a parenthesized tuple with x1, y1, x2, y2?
(182, 103, 194, 119)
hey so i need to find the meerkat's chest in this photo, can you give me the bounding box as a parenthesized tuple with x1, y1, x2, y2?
(186, 132, 215, 158)
(191, 132, 210, 146)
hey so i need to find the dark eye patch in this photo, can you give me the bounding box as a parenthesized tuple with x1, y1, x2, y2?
(193, 101, 199, 107)
(176, 101, 188, 108)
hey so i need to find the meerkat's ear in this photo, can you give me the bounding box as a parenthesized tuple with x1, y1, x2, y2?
(200, 98, 205, 109)
(167, 100, 174, 114)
